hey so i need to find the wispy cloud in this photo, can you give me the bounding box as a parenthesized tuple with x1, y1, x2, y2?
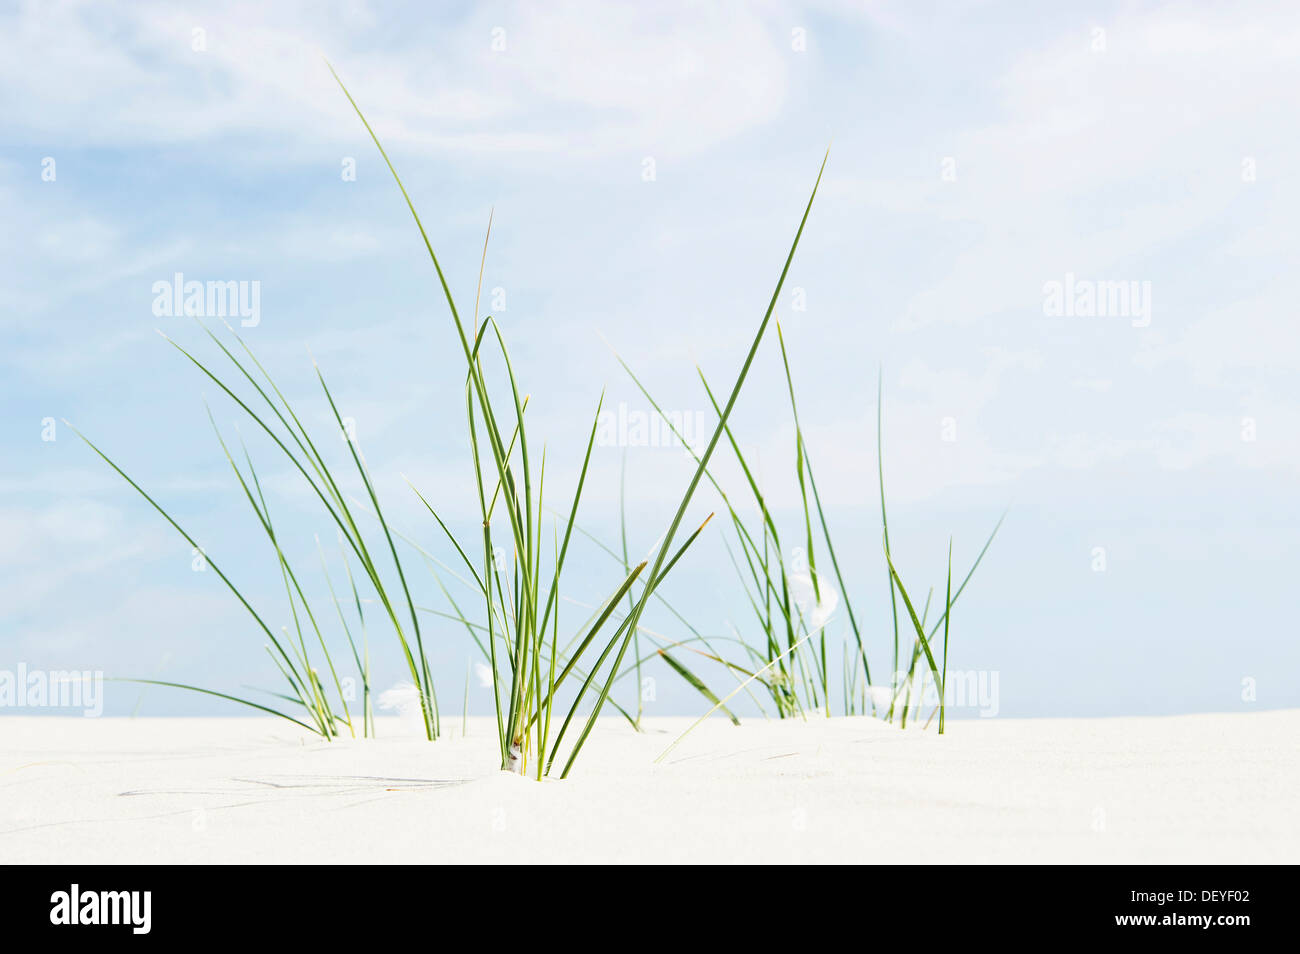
(1, 0, 792, 160)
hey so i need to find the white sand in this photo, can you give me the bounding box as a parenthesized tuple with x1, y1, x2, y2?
(2, 711, 1296, 864)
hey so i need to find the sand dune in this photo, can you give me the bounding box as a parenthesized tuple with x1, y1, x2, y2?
(2, 711, 1295, 864)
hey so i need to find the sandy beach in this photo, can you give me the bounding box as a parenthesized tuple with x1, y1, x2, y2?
(3, 710, 1295, 864)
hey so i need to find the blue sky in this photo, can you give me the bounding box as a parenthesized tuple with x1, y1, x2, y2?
(2, 0, 1297, 720)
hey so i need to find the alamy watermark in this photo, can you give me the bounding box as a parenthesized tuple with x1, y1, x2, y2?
(868, 668, 1000, 717)
(1042, 272, 1151, 327)
(595, 402, 707, 454)
(151, 272, 260, 326)
(0, 663, 103, 717)
(50, 884, 151, 934)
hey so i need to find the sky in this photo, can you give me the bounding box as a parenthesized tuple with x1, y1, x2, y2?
(2, 0, 1297, 723)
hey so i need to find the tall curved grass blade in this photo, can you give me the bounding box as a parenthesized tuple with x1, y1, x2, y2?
(314, 362, 437, 738)
(113, 679, 317, 732)
(655, 626, 822, 764)
(877, 369, 902, 720)
(885, 551, 943, 708)
(658, 650, 741, 725)
(65, 422, 298, 691)
(940, 538, 953, 734)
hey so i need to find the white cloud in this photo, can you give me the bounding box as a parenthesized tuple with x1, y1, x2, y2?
(868, 3, 1300, 333)
(0, 0, 791, 160)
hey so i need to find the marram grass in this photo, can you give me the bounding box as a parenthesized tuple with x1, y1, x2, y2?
(68, 320, 432, 740)
(611, 341, 1004, 735)
(327, 61, 829, 776)
(70, 61, 986, 780)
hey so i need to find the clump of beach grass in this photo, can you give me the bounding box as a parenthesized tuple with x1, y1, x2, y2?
(327, 62, 829, 777)
(67, 322, 434, 740)
(609, 335, 1004, 737)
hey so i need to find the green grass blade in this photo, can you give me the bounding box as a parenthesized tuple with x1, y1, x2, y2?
(940, 538, 953, 734)
(114, 679, 318, 732)
(657, 650, 741, 725)
(885, 550, 943, 709)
